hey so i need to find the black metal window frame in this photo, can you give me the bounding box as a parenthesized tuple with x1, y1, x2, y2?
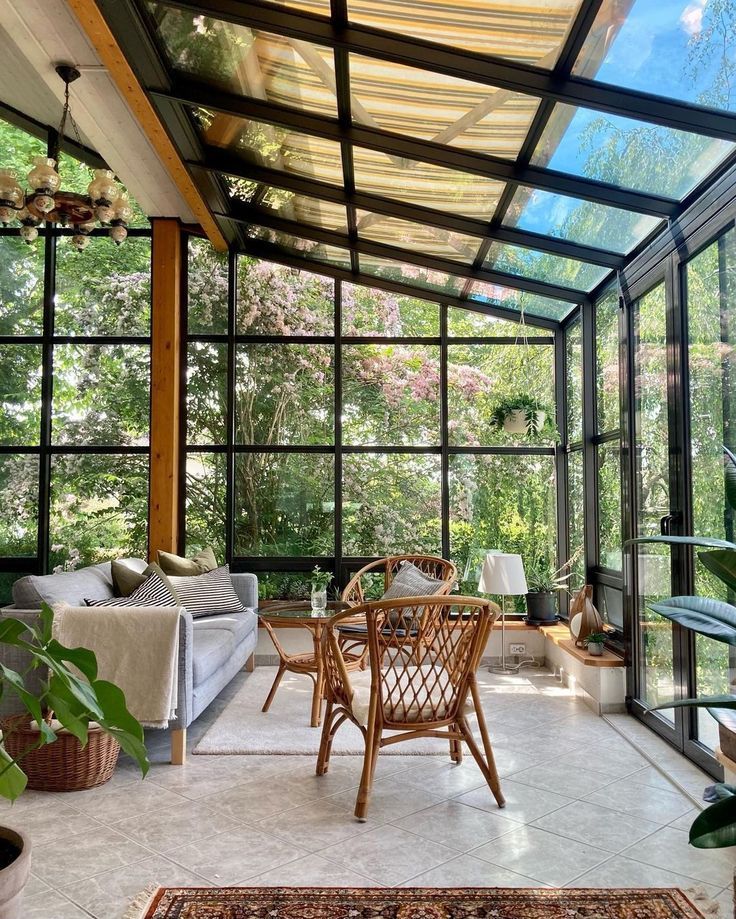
(0, 118, 153, 580)
(180, 236, 564, 593)
(94, 0, 736, 322)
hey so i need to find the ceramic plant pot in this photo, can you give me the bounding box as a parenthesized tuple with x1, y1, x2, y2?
(587, 642, 604, 656)
(502, 409, 546, 436)
(525, 591, 557, 621)
(0, 827, 30, 919)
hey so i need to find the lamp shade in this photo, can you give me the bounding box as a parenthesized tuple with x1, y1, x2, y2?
(478, 552, 528, 596)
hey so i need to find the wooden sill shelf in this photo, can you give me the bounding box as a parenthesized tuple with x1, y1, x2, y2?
(540, 624, 624, 668)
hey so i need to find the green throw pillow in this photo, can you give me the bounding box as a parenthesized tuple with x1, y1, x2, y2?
(112, 561, 175, 598)
(157, 547, 218, 577)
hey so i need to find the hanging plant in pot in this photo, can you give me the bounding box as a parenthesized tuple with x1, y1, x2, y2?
(490, 394, 557, 439)
(0, 604, 148, 918)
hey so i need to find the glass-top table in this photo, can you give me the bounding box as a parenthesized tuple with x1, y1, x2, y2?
(256, 601, 363, 727)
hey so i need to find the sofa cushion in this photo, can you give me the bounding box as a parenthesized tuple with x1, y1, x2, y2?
(85, 570, 179, 608)
(158, 547, 218, 577)
(13, 562, 114, 609)
(192, 629, 234, 686)
(193, 610, 256, 645)
(111, 558, 150, 596)
(170, 565, 245, 618)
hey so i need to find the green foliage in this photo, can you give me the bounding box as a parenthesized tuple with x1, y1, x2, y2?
(0, 604, 148, 801)
(585, 632, 607, 645)
(690, 795, 736, 849)
(490, 394, 558, 440)
(524, 556, 572, 593)
(310, 566, 333, 592)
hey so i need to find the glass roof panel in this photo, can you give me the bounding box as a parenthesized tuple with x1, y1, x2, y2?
(503, 187, 661, 254)
(348, 0, 584, 66)
(484, 241, 610, 292)
(348, 54, 540, 159)
(190, 108, 344, 187)
(352, 146, 505, 219)
(247, 225, 352, 269)
(254, 187, 348, 231)
(148, 4, 337, 115)
(447, 307, 535, 336)
(468, 280, 573, 320)
(532, 103, 735, 200)
(572, 0, 736, 113)
(355, 211, 480, 262)
(358, 255, 465, 295)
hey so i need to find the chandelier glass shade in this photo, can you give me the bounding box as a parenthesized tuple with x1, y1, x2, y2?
(0, 65, 131, 250)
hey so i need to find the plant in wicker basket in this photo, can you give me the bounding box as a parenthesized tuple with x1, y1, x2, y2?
(0, 603, 149, 802)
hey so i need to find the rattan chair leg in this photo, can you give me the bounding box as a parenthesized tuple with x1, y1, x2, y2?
(262, 662, 286, 713)
(317, 699, 334, 775)
(355, 719, 380, 822)
(469, 677, 505, 807)
(449, 726, 463, 764)
(456, 715, 504, 807)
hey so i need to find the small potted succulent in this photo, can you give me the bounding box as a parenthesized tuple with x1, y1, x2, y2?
(491, 394, 555, 439)
(585, 632, 607, 656)
(524, 558, 571, 622)
(310, 566, 333, 613)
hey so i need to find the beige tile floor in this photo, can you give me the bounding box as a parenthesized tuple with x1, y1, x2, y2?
(8, 667, 736, 919)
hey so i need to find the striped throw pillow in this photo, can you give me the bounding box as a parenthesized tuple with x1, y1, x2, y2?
(382, 562, 448, 600)
(85, 570, 178, 608)
(169, 565, 245, 618)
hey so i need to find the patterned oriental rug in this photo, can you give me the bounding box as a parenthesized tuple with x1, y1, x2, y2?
(130, 886, 714, 919)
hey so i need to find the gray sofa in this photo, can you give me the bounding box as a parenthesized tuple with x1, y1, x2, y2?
(0, 559, 258, 764)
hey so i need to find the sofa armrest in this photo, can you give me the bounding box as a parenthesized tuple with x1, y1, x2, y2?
(0, 605, 195, 731)
(231, 572, 258, 609)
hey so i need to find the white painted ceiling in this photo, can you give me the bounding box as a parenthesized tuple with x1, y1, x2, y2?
(0, 0, 196, 221)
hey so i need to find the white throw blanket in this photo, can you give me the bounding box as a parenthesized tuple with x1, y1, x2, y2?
(52, 603, 180, 728)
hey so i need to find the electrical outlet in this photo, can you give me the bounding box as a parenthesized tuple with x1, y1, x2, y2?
(509, 643, 526, 655)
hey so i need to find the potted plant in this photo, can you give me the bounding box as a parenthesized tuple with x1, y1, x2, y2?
(491, 394, 556, 439)
(0, 604, 148, 918)
(524, 557, 571, 621)
(585, 632, 607, 656)
(310, 566, 333, 613)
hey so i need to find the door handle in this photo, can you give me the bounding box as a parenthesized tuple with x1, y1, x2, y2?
(659, 512, 682, 536)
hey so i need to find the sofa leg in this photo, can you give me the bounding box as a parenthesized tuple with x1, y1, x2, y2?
(245, 652, 256, 673)
(171, 728, 186, 765)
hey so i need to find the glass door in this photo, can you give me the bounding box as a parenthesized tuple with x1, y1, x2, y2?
(629, 280, 683, 747)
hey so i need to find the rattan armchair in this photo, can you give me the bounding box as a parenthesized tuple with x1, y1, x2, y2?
(341, 555, 457, 606)
(318, 595, 505, 821)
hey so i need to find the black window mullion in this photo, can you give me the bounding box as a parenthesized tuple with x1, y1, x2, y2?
(226, 248, 237, 563)
(334, 280, 342, 589)
(440, 303, 450, 560)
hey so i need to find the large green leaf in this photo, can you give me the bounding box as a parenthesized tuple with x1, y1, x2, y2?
(45, 639, 98, 683)
(626, 535, 736, 550)
(652, 693, 736, 712)
(690, 794, 736, 848)
(698, 549, 736, 593)
(0, 748, 27, 802)
(724, 446, 736, 513)
(649, 596, 736, 644)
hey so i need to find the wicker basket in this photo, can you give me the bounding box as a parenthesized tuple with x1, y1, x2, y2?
(1, 715, 120, 792)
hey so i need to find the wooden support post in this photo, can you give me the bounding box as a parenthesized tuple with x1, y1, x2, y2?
(149, 218, 182, 560)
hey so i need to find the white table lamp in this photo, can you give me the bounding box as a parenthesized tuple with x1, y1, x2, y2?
(478, 552, 538, 673)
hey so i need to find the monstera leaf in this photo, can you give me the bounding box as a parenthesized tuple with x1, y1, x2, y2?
(649, 596, 736, 645)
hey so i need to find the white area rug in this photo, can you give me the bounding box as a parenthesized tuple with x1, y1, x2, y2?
(194, 667, 479, 755)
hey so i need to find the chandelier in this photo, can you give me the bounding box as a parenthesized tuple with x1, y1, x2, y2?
(0, 64, 132, 250)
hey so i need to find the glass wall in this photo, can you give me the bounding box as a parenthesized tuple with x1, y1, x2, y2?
(184, 240, 559, 599)
(0, 116, 151, 603)
(686, 230, 736, 752)
(565, 315, 585, 591)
